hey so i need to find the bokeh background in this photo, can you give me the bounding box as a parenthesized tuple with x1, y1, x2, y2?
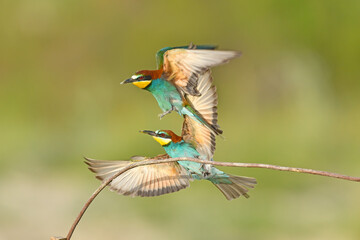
(0, 1, 359, 239)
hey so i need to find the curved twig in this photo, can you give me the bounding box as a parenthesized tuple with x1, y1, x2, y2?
(63, 157, 359, 240)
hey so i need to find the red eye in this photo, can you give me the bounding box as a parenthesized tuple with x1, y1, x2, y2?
(160, 133, 166, 138)
(139, 76, 144, 80)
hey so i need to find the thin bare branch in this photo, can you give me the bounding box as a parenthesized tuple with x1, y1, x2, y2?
(63, 157, 360, 240)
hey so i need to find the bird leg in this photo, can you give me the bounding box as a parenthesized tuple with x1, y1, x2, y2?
(202, 164, 212, 178)
(188, 42, 196, 49)
(158, 107, 174, 119)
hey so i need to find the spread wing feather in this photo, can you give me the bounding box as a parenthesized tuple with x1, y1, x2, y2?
(155, 44, 217, 69)
(85, 154, 191, 197)
(182, 70, 219, 159)
(163, 49, 240, 95)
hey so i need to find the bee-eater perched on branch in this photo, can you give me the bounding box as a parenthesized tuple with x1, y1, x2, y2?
(121, 44, 241, 135)
(87, 70, 256, 200)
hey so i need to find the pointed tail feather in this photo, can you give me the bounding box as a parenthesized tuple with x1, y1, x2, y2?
(212, 175, 257, 200)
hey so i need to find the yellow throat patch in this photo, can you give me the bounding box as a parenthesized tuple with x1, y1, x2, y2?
(132, 80, 151, 89)
(152, 136, 172, 146)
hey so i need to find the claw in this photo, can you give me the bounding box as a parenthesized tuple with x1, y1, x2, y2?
(158, 112, 168, 119)
(158, 108, 173, 119)
(158, 113, 165, 119)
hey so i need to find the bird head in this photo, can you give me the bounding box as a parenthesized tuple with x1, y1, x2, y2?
(121, 70, 160, 89)
(141, 130, 182, 146)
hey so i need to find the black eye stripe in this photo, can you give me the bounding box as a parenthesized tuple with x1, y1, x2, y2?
(137, 75, 151, 81)
(159, 133, 169, 138)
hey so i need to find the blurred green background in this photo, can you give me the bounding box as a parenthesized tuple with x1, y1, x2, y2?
(0, 1, 359, 239)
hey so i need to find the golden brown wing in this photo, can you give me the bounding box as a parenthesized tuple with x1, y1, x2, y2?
(181, 70, 219, 159)
(163, 48, 240, 96)
(85, 154, 191, 197)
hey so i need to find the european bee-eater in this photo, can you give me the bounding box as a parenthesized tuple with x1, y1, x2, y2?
(87, 71, 256, 200)
(121, 44, 241, 135)
(140, 129, 256, 200)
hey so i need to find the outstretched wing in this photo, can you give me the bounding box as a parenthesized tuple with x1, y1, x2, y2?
(85, 154, 191, 197)
(156, 44, 217, 69)
(182, 70, 219, 159)
(163, 48, 240, 96)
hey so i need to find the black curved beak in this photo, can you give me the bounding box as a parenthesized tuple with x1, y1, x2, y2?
(140, 130, 157, 136)
(120, 78, 135, 84)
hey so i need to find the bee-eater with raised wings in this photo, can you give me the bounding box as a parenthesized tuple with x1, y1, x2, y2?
(86, 70, 256, 200)
(121, 44, 241, 135)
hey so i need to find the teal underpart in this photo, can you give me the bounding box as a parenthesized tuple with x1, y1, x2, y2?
(162, 140, 230, 183)
(146, 78, 183, 113)
(146, 78, 215, 130)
